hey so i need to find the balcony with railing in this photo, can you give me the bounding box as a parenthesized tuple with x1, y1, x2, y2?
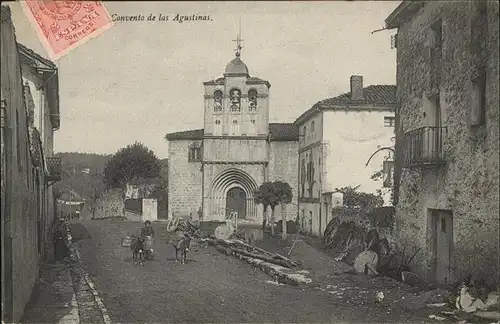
(403, 126, 447, 168)
(46, 157, 62, 183)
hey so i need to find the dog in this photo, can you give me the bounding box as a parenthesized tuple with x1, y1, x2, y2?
(173, 233, 191, 264)
(131, 236, 146, 266)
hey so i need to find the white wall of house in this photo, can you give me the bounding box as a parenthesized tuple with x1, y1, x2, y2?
(322, 109, 395, 205)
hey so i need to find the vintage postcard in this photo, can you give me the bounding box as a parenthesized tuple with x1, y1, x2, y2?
(1, 1, 498, 324)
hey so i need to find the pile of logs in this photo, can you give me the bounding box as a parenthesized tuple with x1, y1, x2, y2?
(205, 238, 300, 269)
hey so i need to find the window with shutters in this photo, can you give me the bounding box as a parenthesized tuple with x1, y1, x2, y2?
(188, 142, 202, 162)
(300, 159, 306, 197)
(384, 116, 396, 128)
(470, 71, 486, 127)
(431, 19, 442, 58)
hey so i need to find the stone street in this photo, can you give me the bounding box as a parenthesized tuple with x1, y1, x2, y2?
(64, 219, 439, 323)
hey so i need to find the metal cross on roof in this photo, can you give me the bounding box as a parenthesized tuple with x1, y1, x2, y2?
(233, 18, 243, 57)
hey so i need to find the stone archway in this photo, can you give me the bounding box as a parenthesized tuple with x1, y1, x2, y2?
(207, 168, 258, 220)
(226, 187, 246, 218)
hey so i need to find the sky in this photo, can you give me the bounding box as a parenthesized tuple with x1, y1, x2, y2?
(9, 1, 399, 159)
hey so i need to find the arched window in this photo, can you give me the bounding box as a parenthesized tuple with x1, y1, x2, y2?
(311, 120, 315, 132)
(213, 90, 223, 112)
(214, 119, 222, 135)
(231, 119, 240, 136)
(248, 89, 258, 112)
(229, 88, 241, 112)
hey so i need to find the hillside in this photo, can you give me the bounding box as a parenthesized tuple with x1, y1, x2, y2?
(54, 152, 111, 200)
(54, 152, 169, 201)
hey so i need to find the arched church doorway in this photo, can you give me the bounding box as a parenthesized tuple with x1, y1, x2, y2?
(226, 187, 246, 219)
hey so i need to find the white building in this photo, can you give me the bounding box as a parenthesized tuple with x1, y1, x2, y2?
(294, 76, 396, 237)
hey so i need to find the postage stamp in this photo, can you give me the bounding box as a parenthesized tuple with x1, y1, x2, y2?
(20, 0, 114, 61)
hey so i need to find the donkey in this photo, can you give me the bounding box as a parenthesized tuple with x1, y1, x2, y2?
(131, 236, 146, 266)
(173, 233, 191, 264)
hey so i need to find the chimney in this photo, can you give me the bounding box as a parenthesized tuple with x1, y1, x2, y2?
(350, 75, 364, 101)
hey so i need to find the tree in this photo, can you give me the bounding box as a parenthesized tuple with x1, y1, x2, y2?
(371, 165, 395, 205)
(254, 182, 272, 231)
(274, 181, 293, 239)
(103, 142, 162, 188)
(254, 182, 280, 233)
(334, 185, 384, 212)
(254, 181, 293, 236)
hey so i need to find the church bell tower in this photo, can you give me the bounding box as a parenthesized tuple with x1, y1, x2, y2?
(202, 26, 270, 138)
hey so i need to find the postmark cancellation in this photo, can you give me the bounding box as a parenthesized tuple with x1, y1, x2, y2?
(20, 0, 114, 61)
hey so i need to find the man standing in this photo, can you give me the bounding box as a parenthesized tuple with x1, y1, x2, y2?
(53, 219, 67, 261)
(140, 220, 155, 238)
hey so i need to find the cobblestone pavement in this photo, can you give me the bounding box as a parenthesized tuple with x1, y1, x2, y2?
(65, 219, 445, 324)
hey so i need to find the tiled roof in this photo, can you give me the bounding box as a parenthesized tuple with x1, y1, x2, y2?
(165, 128, 204, 140)
(165, 123, 298, 141)
(1, 5, 11, 23)
(295, 85, 396, 125)
(17, 43, 56, 69)
(317, 85, 397, 107)
(269, 123, 299, 141)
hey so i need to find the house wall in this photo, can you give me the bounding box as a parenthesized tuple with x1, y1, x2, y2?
(394, 1, 499, 285)
(167, 139, 202, 217)
(21, 62, 56, 263)
(297, 113, 324, 236)
(1, 8, 39, 322)
(323, 109, 395, 204)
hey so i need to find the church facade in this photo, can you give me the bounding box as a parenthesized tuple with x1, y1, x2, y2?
(165, 49, 299, 223)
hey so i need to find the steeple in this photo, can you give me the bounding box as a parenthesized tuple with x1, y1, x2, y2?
(224, 18, 249, 76)
(232, 18, 243, 58)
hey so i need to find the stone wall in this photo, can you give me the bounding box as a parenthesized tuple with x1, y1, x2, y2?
(90, 188, 124, 219)
(394, 1, 499, 285)
(124, 210, 142, 222)
(268, 141, 299, 222)
(168, 140, 202, 217)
